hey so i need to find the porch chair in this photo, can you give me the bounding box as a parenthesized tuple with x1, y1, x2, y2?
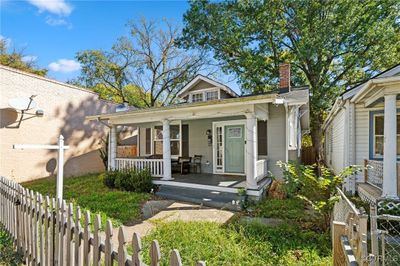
(190, 155, 202, 173)
(178, 157, 192, 175)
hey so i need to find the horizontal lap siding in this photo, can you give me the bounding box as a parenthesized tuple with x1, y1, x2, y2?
(355, 104, 370, 182)
(331, 108, 345, 174)
(267, 105, 286, 179)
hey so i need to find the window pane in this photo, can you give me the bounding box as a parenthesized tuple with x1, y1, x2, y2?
(375, 116, 384, 135)
(154, 126, 163, 140)
(171, 141, 179, 156)
(258, 121, 268, 156)
(154, 141, 163, 155)
(375, 136, 384, 156)
(192, 93, 203, 102)
(398, 136, 400, 156)
(145, 128, 151, 154)
(170, 125, 180, 139)
(206, 91, 218, 101)
(397, 115, 400, 134)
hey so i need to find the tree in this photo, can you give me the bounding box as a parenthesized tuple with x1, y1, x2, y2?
(75, 18, 210, 108)
(0, 39, 47, 76)
(178, 0, 400, 160)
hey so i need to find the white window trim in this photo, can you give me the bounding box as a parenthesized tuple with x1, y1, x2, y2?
(152, 120, 182, 158)
(212, 120, 247, 176)
(189, 88, 221, 103)
(371, 113, 400, 159)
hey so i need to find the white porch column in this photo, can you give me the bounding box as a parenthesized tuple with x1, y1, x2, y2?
(161, 119, 172, 180)
(109, 125, 117, 170)
(383, 94, 398, 198)
(245, 113, 258, 189)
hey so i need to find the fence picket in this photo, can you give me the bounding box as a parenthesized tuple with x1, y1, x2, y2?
(105, 220, 113, 266)
(0, 176, 207, 266)
(39, 194, 45, 266)
(118, 227, 127, 266)
(150, 240, 161, 266)
(74, 206, 82, 266)
(83, 210, 91, 266)
(66, 203, 73, 265)
(170, 249, 182, 266)
(93, 215, 101, 266)
(44, 196, 50, 266)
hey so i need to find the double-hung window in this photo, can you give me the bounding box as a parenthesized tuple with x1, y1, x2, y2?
(371, 113, 400, 158)
(153, 125, 181, 156)
(191, 93, 203, 102)
(206, 90, 218, 101)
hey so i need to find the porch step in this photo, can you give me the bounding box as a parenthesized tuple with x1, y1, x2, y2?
(155, 185, 242, 211)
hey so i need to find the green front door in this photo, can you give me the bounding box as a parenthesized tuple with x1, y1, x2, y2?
(224, 125, 245, 173)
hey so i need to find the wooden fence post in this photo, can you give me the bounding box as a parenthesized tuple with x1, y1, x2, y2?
(332, 221, 347, 266)
(370, 204, 379, 264)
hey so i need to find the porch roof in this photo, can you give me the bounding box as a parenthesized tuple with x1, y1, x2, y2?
(86, 89, 309, 125)
(350, 75, 400, 106)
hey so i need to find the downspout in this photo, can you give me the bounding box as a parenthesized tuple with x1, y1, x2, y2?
(284, 102, 289, 163)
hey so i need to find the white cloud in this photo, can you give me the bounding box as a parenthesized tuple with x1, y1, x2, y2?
(48, 59, 81, 73)
(27, 0, 72, 16)
(45, 16, 69, 26)
(22, 55, 38, 62)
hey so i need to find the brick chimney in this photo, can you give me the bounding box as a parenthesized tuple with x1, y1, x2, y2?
(279, 63, 291, 93)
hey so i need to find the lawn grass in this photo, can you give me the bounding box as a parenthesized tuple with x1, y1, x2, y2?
(137, 221, 331, 265)
(23, 173, 151, 227)
(252, 197, 311, 221)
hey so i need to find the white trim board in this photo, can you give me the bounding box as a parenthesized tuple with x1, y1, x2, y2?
(152, 180, 267, 197)
(212, 119, 247, 175)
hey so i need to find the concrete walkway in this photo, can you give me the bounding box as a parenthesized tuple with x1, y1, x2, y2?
(104, 200, 235, 247)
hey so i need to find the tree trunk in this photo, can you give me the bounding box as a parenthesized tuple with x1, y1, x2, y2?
(310, 110, 324, 165)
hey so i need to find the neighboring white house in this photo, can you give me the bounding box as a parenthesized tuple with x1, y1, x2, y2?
(323, 64, 400, 202)
(88, 64, 310, 198)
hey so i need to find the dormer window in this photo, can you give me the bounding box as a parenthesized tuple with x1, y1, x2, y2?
(206, 90, 218, 101)
(191, 93, 204, 102)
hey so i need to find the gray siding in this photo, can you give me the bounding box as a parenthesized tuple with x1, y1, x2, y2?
(267, 104, 286, 178)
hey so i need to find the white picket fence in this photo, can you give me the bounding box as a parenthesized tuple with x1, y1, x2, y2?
(0, 176, 205, 266)
(115, 158, 164, 177)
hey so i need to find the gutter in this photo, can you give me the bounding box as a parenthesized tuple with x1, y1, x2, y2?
(322, 97, 345, 131)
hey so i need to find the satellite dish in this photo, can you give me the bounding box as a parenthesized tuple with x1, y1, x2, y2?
(9, 97, 37, 111)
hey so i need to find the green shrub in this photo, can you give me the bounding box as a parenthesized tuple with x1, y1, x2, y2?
(278, 161, 362, 231)
(0, 226, 23, 266)
(103, 168, 155, 193)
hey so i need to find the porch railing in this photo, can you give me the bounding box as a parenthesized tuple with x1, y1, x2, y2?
(115, 158, 164, 177)
(364, 159, 384, 189)
(255, 159, 268, 182)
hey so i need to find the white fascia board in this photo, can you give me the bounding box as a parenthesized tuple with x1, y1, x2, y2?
(178, 75, 239, 98)
(351, 76, 400, 103)
(322, 97, 344, 131)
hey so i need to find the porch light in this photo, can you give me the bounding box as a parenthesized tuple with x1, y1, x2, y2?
(274, 98, 285, 105)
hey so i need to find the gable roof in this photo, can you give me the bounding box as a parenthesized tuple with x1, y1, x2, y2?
(342, 63, 400, 100)
(178, 75, 239, 98)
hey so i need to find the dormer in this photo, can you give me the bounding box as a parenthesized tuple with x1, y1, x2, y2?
(178, 75, 238, 103)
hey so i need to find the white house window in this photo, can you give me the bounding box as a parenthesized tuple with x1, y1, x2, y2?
(153, 125, 181, 156)
(206, 90, 218, 101)
(191, 93, 203, 102)
(372, 113, 400, 158)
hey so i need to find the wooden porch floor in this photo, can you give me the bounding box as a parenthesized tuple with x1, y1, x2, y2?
(154, 173, 246, 189)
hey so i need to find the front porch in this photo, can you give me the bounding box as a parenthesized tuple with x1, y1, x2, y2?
(357, 159, 400, 203)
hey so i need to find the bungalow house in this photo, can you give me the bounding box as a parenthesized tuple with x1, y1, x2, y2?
(87, 64, 310, 200)
(323, 64, 400, 202)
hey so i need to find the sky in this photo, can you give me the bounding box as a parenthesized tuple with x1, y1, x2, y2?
(1, 0, 241, 90)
